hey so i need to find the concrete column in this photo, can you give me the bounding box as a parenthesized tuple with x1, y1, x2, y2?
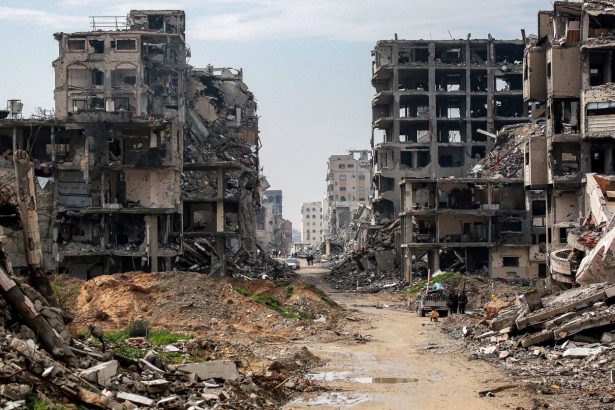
(404, 249, 413, 282)
(465, 38, 473, 160)
(605, 147, 614, 174)
(428, 42, 438, 175)
(487, 38, 495, 133)
(216, 169, 225, 233)
(393, 42, 400, 142)
(146, 215, 159, 273)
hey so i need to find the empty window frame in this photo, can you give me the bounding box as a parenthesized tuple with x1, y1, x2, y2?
(114, 39, 137, 51)
(502, 256, 520, 267)
(67, 38, 86, 51)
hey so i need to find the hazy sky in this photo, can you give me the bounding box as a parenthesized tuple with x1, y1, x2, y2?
(0, 0, 551, 227)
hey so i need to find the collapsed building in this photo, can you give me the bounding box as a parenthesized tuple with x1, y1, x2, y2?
(523, 0, 615, 286)
(371, 36, 527, 219)
(0, 10, 264, 277)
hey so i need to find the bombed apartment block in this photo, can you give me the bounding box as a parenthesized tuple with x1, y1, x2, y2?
(400, 178, 546, 281)
(0, 10, 262, 278)
(523, 1, 615, 286)
(323, 150, 372, 238)
(371, 36, 528, 218)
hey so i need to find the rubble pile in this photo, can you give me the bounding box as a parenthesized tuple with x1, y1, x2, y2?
(443, 283, 615, 407)
(470, 123, 544, 179)
(325, 219, 406, 292)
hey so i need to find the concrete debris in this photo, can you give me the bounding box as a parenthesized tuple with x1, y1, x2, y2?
(175, 360, 239, 381)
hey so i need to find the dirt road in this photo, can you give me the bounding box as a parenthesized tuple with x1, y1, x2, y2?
(285, 264, 534, 409)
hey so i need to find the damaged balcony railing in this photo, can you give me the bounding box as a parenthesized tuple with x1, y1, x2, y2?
(89, 16, 129, 31)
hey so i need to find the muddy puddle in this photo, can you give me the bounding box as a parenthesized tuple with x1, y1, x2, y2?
(306, 372, 418, 384)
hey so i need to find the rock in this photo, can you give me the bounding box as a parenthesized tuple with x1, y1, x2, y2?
(499, 351, 510, 360)
(0, 384, 31, 400)
(481, 345, 498, 355)
(79, 360, 118, 387)
(176, 360, 239, 381)
(477, 331, 496, 339)
(164, 344, 180, 352)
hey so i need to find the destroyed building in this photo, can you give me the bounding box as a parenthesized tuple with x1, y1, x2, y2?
(400, 178, 547, 281)
(0, 10, 262, 277)
(372, 37, 528, 219)
(323, 150, 372, 237)
(256, 189, 286, 253)
(523, 1, 615, 286)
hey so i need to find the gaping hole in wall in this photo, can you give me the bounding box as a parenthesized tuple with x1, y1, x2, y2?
(495, 74, 522, 91)
(495, 95, 526, 117)
(588, 50, 615, 86)
(57, 214, 102, 246)
(400, 122, 430, 143)
(147, 14, 164, 30)
(470, 43, 488, 65)
(399, 95, 429, 118)
(471, 122, 489, 142)
(89, 39, 104, 53)
(57, 170, 92, 208)
(225, 171, 241, 200)
(471, 145, 486, 159)
(494, 43, 523, 64)
(67, 38, 86, 51)
(373, 103, 392, 120)
(112, 67, 137, 87)
(225, 202, 239, 232)
(438, 123, 465, 143)
(373, 78, 392, 93)
(114, 39, 137, 51)
(377, 176, 395, 193)
(184, 202, 216, 232)
(438, 146, 465, 167)
(182, 171, 217, 200)
(470, 96, 488, 118)
(589, 14, 615, 37)
(436, 95, 465, 119)
(499, 186, 525, 210)
(532, 200, 546, 216)
(412, 216, 436, 242)
(470, 69, 488, 91)
(552, 99, 579, 134)
(398, 68, 428, 91)
(435, 69, 465, 92)
(91, 69, 104, 86)
(400, 149, 430, 169)
(551, 142, 580, 176)
(435, 43, 465, 64)
(398, 45, 429, 64)
(591, 149, 606, 173)
(374, 46, 393, 66)
(439, 186, 479, 210)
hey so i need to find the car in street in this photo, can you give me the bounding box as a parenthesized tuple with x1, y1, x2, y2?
(285, 258, 301, 270)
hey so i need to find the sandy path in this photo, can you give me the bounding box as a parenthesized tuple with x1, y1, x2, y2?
(285, 264, 534, 409)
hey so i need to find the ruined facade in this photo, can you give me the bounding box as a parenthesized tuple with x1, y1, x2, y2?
(400, 178, 546, 281)
(372, 37, 527, 218)
(257, 189, 285, 253)
(0, 11, 262, 277)
(323, 150, 372, 238)
(301, 201, 323, 246)
(523, 1, 615, 286)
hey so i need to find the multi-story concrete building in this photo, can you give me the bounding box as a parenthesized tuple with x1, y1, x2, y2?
(301, 201, 323, 245)
(371, 37, 527, 219)
(523, 1, 615, 286)
(0, 10, 262, 277)
(400, 178, 546, 280)
(323, 150, 372, 237)
(258, 189, 285, 252)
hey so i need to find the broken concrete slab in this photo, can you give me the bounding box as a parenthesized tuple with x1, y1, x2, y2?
(562, 347, 605, 358)
(516, 285, 612, 330)
(554, 308, 615, 340)
(116, 392, 154, 407)
(79, 360, 118, 387)
(520, 329, 554, 348)
(176, 360, 239, 381)
(157, 395, 182, 408)
(141, 379, 170, 394)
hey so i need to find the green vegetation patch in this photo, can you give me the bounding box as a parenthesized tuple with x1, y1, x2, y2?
(234, 287, 309, 320)
(402, 271, 459, 295)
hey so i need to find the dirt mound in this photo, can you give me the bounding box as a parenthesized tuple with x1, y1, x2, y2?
(72, 271, 344, 338)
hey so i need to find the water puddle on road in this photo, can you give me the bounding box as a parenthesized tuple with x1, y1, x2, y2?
(352, 377, 419, 384)
(306, 372, 418, 384)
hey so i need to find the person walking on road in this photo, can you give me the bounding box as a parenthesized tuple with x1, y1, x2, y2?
(447, 291, 458, 315)
(458, 290, 468, 314)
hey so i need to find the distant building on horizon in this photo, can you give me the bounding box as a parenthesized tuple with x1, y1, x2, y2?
(301, 201, 323, 246)
(323, 150, 372, 238)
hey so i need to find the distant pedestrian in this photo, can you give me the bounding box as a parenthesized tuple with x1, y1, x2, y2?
(447, 291, 458, 315)
(458, 291, 468, 314)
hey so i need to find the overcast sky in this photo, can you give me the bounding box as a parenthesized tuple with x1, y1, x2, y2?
(0, 0, 551, 228)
